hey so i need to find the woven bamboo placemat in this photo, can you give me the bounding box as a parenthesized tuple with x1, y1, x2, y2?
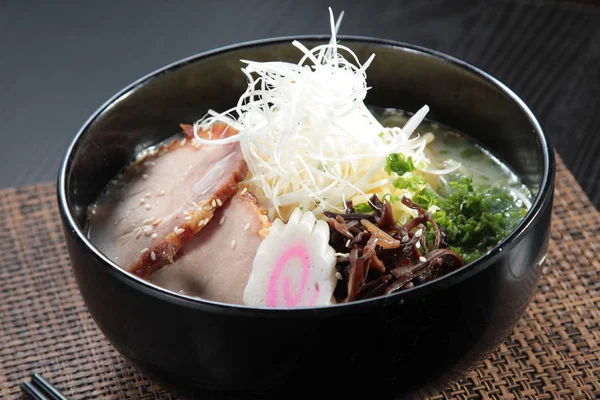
(1, 155, 599, 399)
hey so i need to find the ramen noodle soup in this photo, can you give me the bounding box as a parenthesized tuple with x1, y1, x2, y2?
(87, 9, 531, 308)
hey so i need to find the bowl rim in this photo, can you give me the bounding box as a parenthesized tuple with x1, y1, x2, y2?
(57, 34, 555, 316)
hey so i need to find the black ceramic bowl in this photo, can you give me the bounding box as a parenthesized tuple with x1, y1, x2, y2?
(58, 36, 554, 399)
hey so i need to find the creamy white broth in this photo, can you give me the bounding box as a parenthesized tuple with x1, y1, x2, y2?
(375, 107, 532, 209)
(86, 108, 532, 304)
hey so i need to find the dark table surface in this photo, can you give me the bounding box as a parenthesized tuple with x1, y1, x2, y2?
(1, 0, 599, 207)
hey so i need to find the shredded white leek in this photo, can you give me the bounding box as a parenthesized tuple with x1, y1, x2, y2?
(194, 8, 456, 220)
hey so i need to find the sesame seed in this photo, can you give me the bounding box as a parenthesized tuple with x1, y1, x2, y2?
(145, 204, 152, 210)
(151, 251, 156, 261)
(139, 198, 145, 204)
(335, 272, 343, 280)
(184, 216, 192, 221)
(152, 218, 162, 226)
(230, 240, 237, 249)
(204, 205, 213, 211)
(216, 198, 222, 207)
(219, 216, 226, 225)
(346, 239, 351, 247)
(416, 242, 421, 249)
(180, 138, 187, 146)
(142, 174, 149, 180)
(240, 187, 248, 195)
(414, 229, 423, 238)
(175, 228, 185, 235)
(151, 233, 157, 239)
(156, 190, 166, 197)
(211, 199, 217, 207)
(198, 219, 207, 227)
(140, 248, 149, 254)
(401, 235, 409, 243)
(144, 227, 153, 236)
(419, 256, 427, 262)
(145, 192, 152, 198)
(243, 222, 250, 231)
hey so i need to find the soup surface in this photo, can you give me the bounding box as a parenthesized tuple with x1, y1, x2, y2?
(87, 108, 530, 306)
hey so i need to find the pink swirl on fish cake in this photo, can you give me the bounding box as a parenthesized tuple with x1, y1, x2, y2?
(266, 242, 320, 307)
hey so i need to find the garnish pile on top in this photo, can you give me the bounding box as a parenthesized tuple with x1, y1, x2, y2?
(192, 8, 459, 222)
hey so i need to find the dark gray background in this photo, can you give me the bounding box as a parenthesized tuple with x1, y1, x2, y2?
(1, 0, 599, 206)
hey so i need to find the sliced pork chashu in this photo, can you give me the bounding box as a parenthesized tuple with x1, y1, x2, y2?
(88, 124, 247, 278)
(148, 190, 270, 304)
